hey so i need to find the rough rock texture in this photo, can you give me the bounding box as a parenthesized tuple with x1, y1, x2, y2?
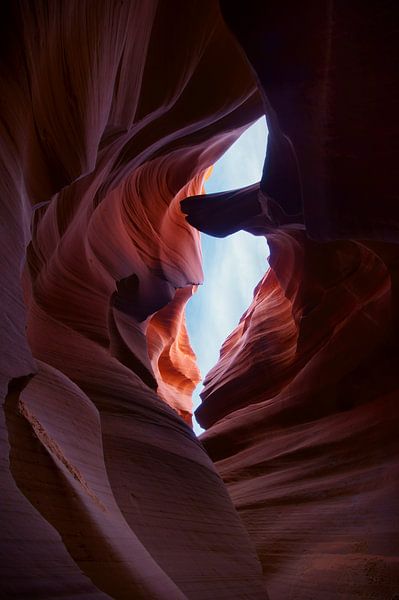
(183, 2, 399, 599)
(0, 1, 267, 598)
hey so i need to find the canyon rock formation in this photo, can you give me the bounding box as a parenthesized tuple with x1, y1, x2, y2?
(1, 1, 399, 599)
(184, 2, 399, 599)
(0, 1, 267, 598)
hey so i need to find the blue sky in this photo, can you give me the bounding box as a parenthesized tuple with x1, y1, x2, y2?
(185, 117, 269, 434)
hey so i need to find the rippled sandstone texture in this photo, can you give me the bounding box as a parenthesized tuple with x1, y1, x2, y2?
(184, 2, 399, 599)
(2, 1, 399, 599)
(0, 1, 268, 598)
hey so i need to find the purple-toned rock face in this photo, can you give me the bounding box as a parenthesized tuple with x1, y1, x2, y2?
(1, 1, 399, 599)
(0, 2, 266, 598)
(188, 3, 399, 598)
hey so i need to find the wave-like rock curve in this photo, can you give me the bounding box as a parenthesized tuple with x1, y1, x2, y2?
(0, 1, 267, 598)
(188, 2, 399, 598)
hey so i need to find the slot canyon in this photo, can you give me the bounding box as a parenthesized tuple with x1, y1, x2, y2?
(1, 1, 398, 599)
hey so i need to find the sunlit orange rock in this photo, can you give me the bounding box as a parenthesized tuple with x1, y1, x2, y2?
(147, 285, 201, 425)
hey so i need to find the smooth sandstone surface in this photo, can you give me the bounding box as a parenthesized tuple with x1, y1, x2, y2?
(185, 2, 399, 598)
(198, 232, 399, 599)
(1, 1, 399, 599)
(0, 1, 266, 598)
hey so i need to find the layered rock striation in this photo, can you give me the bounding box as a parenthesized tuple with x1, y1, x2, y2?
(197, 231, 399, 599)
(183, 2, 399, 598)
(1, 0, 399, 599)
(0, 1, 267, 598)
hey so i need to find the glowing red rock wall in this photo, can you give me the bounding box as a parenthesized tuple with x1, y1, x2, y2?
(0, 1, 268, 598)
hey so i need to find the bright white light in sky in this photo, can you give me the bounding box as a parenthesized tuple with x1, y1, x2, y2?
(186, 117, 269, 435)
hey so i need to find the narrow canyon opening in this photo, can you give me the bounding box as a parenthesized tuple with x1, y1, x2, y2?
(185, 117, 270, 434)
(2, 3, 399, 598)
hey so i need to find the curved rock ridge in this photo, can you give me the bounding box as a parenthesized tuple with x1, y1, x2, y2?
(197, 230, 396, 428)
(0, 1, 268, 598)
(3, 0, 399, 598)
(147, 285, 201, 425)
(199, 231, 399, 598)
(183, 2, 399, 598)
